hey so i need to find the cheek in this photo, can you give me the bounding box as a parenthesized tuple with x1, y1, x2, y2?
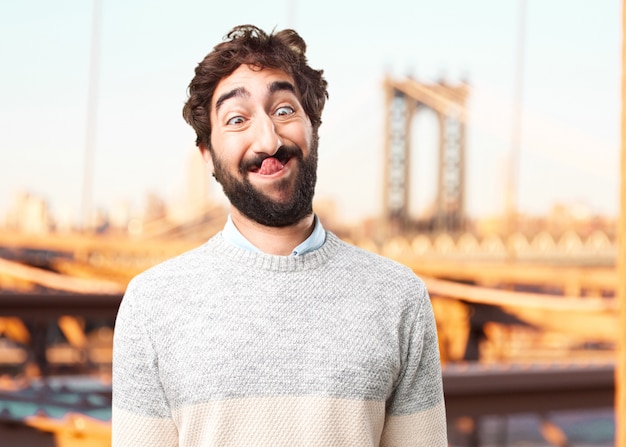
(212, 132, 247, 162)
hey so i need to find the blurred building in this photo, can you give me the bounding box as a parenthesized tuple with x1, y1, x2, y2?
(169, 149, 222, 224)
(5, 191, 52, 234)
(186, 149, 212, 216)
(109, 200, 132, 231)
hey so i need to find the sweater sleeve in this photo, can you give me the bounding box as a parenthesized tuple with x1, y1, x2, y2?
(380, 286, 448, 446)
(112, 280, 179, 447)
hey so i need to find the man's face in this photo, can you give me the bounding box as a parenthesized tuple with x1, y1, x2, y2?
(204, 64, 317, 227)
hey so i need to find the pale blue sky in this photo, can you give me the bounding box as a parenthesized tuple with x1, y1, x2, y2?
(0, 0, 621, 224)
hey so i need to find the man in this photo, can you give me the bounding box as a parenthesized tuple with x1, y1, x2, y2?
(112, 25, 447, 446)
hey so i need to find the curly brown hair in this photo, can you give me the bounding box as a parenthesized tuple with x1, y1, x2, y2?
(182, 25, 329, 148)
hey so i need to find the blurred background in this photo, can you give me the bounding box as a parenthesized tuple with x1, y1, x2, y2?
(0, 0, 622, 445)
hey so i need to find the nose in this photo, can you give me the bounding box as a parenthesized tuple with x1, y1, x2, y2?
(251, 113, 283, 155)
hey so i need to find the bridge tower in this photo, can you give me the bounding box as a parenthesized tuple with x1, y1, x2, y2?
(382, 76, 469, 234)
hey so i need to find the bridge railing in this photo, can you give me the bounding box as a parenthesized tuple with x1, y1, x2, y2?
(348, 229, 617, 263)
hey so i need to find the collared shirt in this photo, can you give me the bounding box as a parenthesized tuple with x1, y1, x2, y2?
(222, 214, 326, 256)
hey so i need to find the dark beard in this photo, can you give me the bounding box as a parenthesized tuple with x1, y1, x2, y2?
(212, 139, 318, 228)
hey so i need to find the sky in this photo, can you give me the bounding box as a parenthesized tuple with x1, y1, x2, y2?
(0, 0, 622, 225)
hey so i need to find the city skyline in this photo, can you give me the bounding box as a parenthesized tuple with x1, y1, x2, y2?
(0, 0, 621, 225)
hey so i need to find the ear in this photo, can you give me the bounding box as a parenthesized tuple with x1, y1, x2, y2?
(198, 143, 214, 172)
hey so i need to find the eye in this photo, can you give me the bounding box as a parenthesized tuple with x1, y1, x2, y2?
(274, 105, 294, 117)
(226, 116, 245, 125)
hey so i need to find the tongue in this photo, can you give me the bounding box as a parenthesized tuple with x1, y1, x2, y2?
(257, 157, 284, 175)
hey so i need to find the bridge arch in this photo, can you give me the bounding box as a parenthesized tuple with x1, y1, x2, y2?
(382, 76, 469, 235)
(586, 230, 612, 252)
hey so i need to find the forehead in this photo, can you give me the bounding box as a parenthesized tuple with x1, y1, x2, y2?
(212, 65, 296, 106)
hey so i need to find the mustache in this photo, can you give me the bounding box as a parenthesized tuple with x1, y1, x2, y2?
(239, 145, 304, 173)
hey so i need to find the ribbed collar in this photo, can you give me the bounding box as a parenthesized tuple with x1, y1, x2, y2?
(203, 230, 341, 273)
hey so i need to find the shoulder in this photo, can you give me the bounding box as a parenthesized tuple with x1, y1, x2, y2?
(328, 233, 419, 275)
(326, 232, 428, 297)
(123, 234, 224, 298)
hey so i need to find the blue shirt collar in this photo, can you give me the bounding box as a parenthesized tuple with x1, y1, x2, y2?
(222, 214, 326, 256)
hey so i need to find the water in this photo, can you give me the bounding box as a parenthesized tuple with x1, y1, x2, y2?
(0, 375, 111, 422)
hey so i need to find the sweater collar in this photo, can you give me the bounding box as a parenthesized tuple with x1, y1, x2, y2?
(207, 230, 341, 273)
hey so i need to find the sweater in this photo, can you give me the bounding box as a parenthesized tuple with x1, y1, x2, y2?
(112, 231, 447, 446)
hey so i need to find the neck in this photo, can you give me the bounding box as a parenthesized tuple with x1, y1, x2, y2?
(230, 207, 316, 256)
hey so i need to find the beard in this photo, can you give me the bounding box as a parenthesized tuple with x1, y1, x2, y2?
(211, 137, 318, 228)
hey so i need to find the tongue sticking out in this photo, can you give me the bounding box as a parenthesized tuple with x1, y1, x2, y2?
(257, 157, 285, 175)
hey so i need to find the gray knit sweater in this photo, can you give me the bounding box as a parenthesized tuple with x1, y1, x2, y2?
(112, 231, 447, 446)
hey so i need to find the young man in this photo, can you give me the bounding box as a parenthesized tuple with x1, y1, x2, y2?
(112, 25, 447, 446)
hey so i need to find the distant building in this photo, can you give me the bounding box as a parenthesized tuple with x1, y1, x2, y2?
(186, 149, 212, 216)
(5, 191, 52, 234)
(109, 200, 132, 230)
(170, 148, 224, 224)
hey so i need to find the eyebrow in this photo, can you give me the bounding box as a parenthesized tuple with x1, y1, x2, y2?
(269, 80, 297, 95)
(214, 87, 250, 114)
